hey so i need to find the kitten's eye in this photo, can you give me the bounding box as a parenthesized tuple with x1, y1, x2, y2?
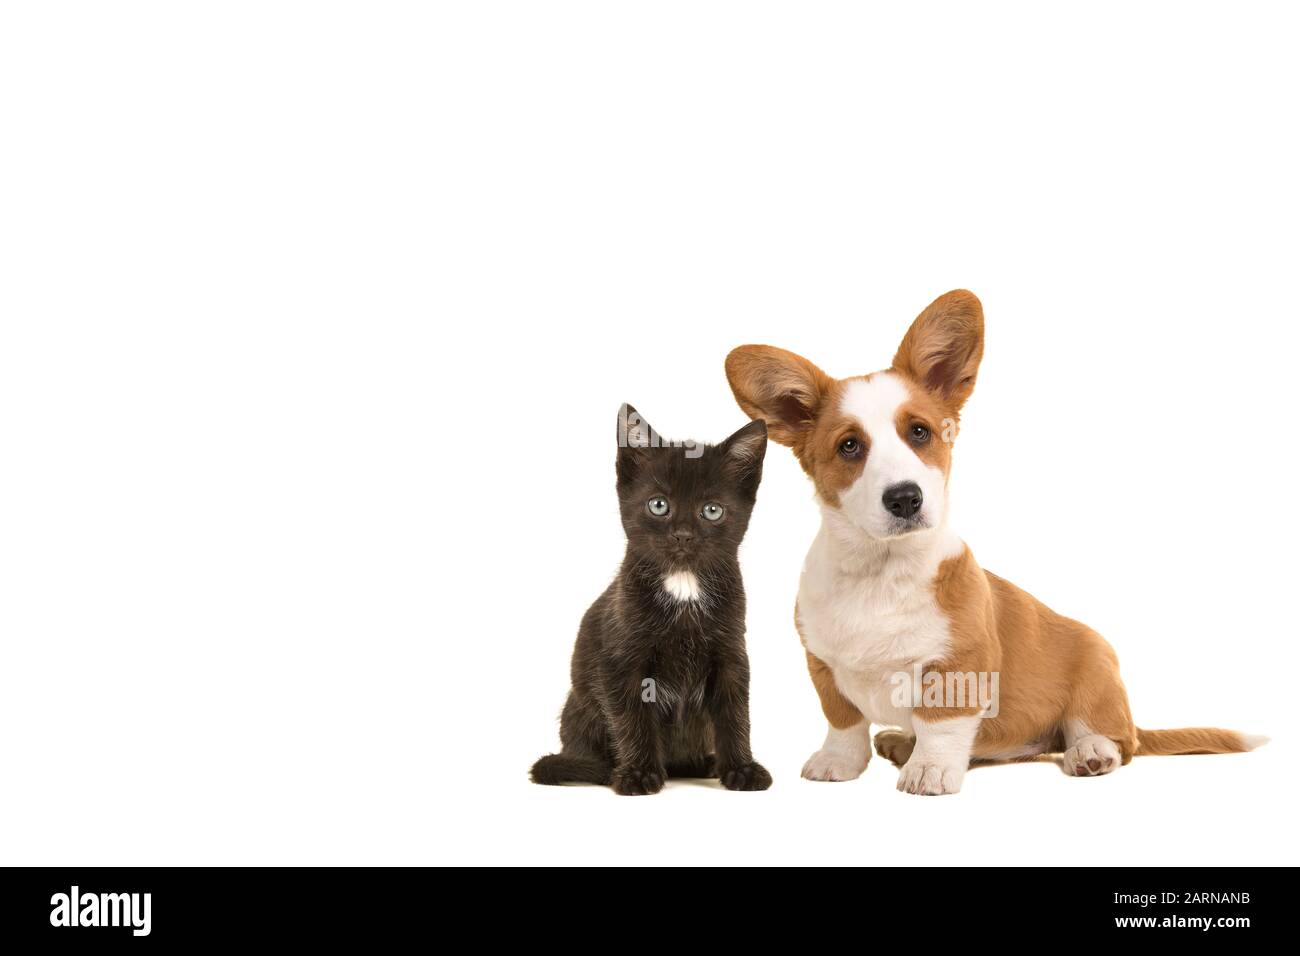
(701, 503, 724, 522)
(647, 496, 670, 517)
(909, 424, 931, 444)
(838, 437, 862, 459)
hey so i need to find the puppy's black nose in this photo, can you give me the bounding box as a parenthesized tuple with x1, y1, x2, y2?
(882, 481, 923, 519)
(670, 529, 694, 546)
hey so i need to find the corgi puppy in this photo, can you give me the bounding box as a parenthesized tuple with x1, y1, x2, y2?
(726, 290, 1264, 795)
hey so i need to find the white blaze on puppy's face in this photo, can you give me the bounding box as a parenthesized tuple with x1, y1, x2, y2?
(836, 373, 948, 539)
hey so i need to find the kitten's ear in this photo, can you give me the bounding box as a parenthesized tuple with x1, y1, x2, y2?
(725, 345, 834, 449)
(617, 403, 655, 448)
(892, 290, 984, 413)
(721, 418, 767, 481)
(616, 402, 653, 484)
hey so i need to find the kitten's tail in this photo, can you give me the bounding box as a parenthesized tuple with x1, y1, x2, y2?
(530, 753, 613, 786)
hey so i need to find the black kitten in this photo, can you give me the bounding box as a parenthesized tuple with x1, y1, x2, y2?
(530, 404, 771, 795)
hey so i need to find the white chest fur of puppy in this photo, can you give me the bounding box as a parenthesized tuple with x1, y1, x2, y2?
(797, 521, 962, 728)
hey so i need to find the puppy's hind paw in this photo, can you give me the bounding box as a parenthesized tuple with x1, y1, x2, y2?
(873, 729, 916, 768)
(1063, 735, 1121, 777)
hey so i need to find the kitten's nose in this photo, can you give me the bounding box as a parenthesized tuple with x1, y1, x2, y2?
(670, 529, 694, 548)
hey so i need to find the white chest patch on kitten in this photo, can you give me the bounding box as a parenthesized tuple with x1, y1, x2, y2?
(662, 570, 702, 602)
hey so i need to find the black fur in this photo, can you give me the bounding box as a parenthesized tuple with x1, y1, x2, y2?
(530, 404, 771, 795)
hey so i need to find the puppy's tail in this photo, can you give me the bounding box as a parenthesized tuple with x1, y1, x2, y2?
(530, 753, 612, 786)
(1136, 727, 1268, 756)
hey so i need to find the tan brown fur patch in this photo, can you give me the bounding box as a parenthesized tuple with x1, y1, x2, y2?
(920, 545, 1140, 763)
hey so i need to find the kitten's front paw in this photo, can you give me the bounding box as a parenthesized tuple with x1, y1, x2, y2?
(611, 765, 666, 796)
(719, 761, 772, 791)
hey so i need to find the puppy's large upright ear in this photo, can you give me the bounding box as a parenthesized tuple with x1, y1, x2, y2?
(725, 346, 834, 448)
(892, 290, 984, 413)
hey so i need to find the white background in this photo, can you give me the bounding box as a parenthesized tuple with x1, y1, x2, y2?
(2, 3, 1297, 866)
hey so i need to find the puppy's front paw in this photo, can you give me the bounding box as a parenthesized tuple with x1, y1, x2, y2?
(801, 748, 868, 782)
(611, 765, 665, 796)
(1063, 735, 1121, 777)
(720, 761, 772, 791)
(897, 759, 965, 795)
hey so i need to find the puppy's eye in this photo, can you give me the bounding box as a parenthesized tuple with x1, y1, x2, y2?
(909, 424, 931, 444)
(647, 496, 670, 517)
(838, 438, 862, 459)
(701, 503, 724, 522)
